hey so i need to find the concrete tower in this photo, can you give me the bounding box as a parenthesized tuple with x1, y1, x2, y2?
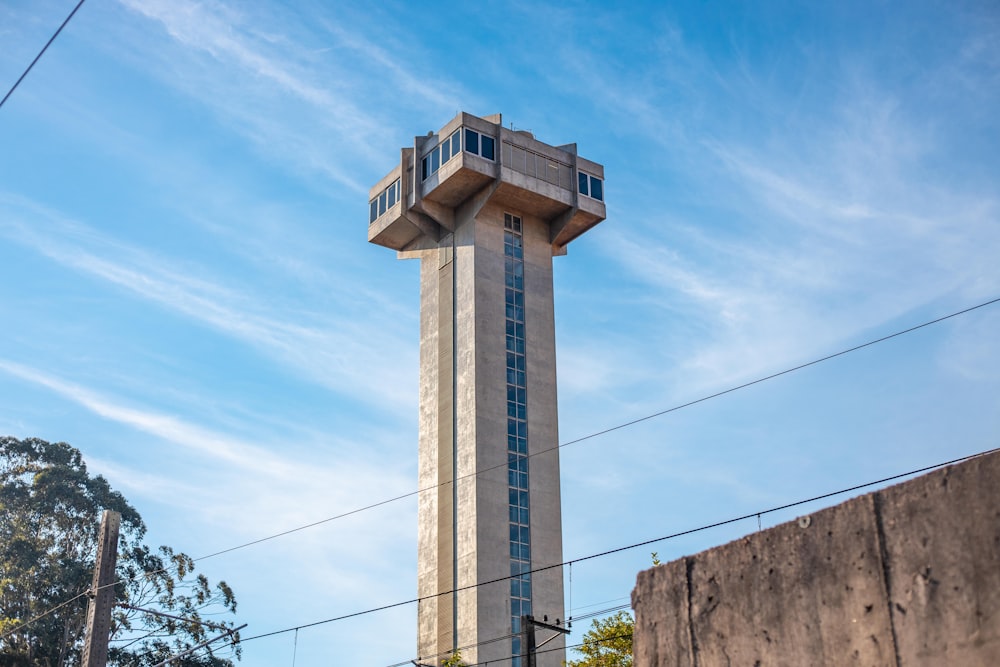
(368, 112, 606, 666)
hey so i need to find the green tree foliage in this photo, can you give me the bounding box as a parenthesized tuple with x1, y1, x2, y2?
(0, 436, 240, 666)
(440, 650, 467, 666)
(566, 611, 633, 667)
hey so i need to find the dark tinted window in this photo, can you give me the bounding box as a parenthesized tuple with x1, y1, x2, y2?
(590, 176, 603, 201)
(481, 135, 495, 160)
(465, 128, 479, 155)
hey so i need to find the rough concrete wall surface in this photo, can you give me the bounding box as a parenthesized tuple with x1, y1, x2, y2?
(631, 450, 1000, 666)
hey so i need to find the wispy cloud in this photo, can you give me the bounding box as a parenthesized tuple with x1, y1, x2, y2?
(0, 358, 418, 649)
(0, 196, 417, 411)
(605, 187, 1000, 393)
(112, 0, 379, 191)
(313, 12, 466, 112)
(0, 358, 414, 540)
(0, 358, 292, 474)
(938, 308, 1000, 383)
(110, 0, 467, 192)
(563, 25, 1000, 393)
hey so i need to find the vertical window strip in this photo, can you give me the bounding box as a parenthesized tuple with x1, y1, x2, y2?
(504, 212, 529, 667)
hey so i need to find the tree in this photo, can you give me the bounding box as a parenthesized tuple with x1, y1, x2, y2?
(0, 436, 240, 666)
(441, 650, 467, 666)
(565, 611, 633, 667)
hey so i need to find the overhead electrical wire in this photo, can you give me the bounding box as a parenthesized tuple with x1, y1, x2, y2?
(556, 295, 1000, 450)
(459, 630, 635, 667)
(384, 601, 633, 667)
(234, 446, 998, 647)
(569, 602, 632, 623)
(567, 595, 632, 616)
(0, 591, 90, 642)
(0, 7, 993, 664)
(0, 4, 996, 655)
(4, 295, 998, 643)
(0, 0, 87, 110)
(191, 295, 1000, 564)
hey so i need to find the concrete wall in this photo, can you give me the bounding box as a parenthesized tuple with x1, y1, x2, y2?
(632, 450, 1000, 666)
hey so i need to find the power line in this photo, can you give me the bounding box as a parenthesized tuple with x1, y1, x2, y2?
(556, 295, 1000, 450)
(390, 629, 517, 667)
(0, 559, 233, 642)
(0, 0, 87, 110)
(569, 603, 631, 623)
(235, 446, 997, 647)
(385, 602, 631, 667)
(568, 596, 631, 616)
(411, 630, 634, 667)
(536, 631, 633, 667)
(463, 631, 634, 667)
(191, 487, 418, 561)
(5, 296, 997, 643)
(190, 295, 1000, 565)
(0, 590, 89, 641)
(398, 629, 635, 667)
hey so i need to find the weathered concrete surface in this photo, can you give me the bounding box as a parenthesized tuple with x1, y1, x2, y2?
(633, 559, 692, 667)
(632, 450, 1000, 666)
(879, 453, 1000, 666)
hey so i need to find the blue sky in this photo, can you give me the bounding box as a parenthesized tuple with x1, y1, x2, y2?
(1, 0, 998, 664)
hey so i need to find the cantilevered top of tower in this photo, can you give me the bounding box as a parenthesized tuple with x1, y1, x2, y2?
(367, 112, 606, 253)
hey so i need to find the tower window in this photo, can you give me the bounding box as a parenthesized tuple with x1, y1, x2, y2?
(369, 179, 401, 223)
(418, 126, 499, 184)
(578, 172, 604, 202)
(481, 135, 495, 160)
(464, 128, 496, 161)
(420, 129, 467, 182)
(465, 128, 479, 155)
(441, 134, 452, 163)
(446, 129, 461, 160)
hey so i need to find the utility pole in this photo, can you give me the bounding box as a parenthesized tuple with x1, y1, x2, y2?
(520, 615, 570, 667)
(82, 510, 120, 667)
(521, 615, 537, 667)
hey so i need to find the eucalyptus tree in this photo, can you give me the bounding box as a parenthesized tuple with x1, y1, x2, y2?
(0, 436, 240, 666)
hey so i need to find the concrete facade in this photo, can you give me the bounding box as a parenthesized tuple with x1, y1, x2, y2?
(631, 450, 1000, 666)
(369, 113, 606, 666)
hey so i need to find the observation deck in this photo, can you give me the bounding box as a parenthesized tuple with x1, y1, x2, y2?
(367, 112, 606, 252)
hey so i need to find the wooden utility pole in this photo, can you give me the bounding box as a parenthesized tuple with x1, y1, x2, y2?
(82, 510, 120, 667)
